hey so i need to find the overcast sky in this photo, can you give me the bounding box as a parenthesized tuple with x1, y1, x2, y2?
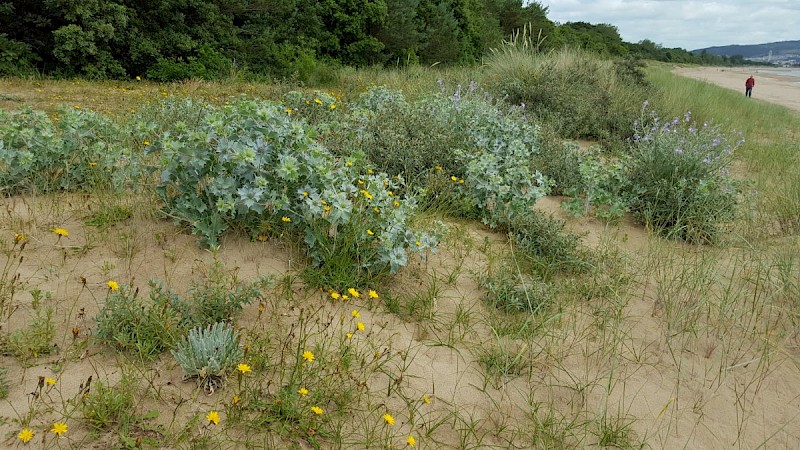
(540, 1, 799, 50)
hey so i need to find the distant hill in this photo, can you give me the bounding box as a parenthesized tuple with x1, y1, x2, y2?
(692, 40, 800, 59)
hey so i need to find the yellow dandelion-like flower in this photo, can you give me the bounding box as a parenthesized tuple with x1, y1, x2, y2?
(281, 216, 291, 223)
(314, 98, 323, 105)
(298, 387, 309, 396)
(407, 435, 416, 447)
(88, 161, 97, 167)
(358, 179, 364, 185)
(302, 350, 315, 362)
(450, 175, 458, 182)
(348, 288, 360, 298)
(232, 395, 240, 405)
(346, 161, 353, 167)
(346, 332, 353, 339)
(393, 201, 400, 207)
(330, 104, 336, 110)
(143, 140, 151, 146)
(415, 241, 421, 247)
(373, 207, 380, 213)
(45, 377, 56, 386)
(106, 280, 119, 291)
(135, 76, 141, 81)
(357, 322, 365, 331)
(366, 229, 374, 236)
(303, 191, 309, 197)
(18, 428, 34, 443)
(14, 233, 25, 243)
(383, 413, 395, 426)
(423, 395, 431, 404)
(286, 108, 293, 114)
(206, 411, 220, 425)
(369, 290, 379, 299)
(387, 190, 393, 196)
(237, 363, 251, 374)
(323, 206, 331, 212)
(435, 165, 443, 171)
(367, 169, 374, 175)
(311, 406, 324, 415)
(351, 309, 360, 318)
(459, 179, 465, 184)
(51, 422, 68, 437)
(330, 291, 341, 300)
(52, 228, 69, 237)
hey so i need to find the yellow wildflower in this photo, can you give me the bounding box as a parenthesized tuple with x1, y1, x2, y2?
(303, 191, 309, 197)
(206, 411, 220, 425)
(298, 387, 309, 396)
(367, 169, 374, 175)
(342, 294, 349, 301)
(314, 98, 323, 105)
(346, 161, 353, 167)
(423, 395, 430, 404)
(302, 350, 315, 362)
(237, 363, 252, 374)
(383, 413, 395, 426)
(143, 140, 151, 146)
(18, 428, 34, 443)
(88, 161, 97, 166)
(348, 288, 360, 298)
(330, 291, 341, 300)
(450, 176, 458, 182)
(51, 422, 68, 437)
(324, 206, 331, 212)
(351, 309, 360, 318)
(407, 435, 416, 447)
(281, 216, 291, 223)
(330, 104, 336, 110)
(14, 233, 25, 243)
(106, 280, 119, 291)
(232, 395, 240, 405)
(311, 406, 324, 415)
(393, 201, 400, 207)
(135, 76, 141, 81)
(286, 108, 293, 114)
(357, 322, 365, 331)
(45, 377, 56, 386)
(367, 229, 374, 236)
(52, 228, 69, 237)
(346, 332, 353, 339)
(435, 165, 443, 171)
(369, 290, 379, 299)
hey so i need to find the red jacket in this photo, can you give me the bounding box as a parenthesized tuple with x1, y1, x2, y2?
(746, 77, 755, 88)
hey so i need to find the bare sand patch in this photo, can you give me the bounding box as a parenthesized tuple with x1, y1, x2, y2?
(674, 66, 800, 112)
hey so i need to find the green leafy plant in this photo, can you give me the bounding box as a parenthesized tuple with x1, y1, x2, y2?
(172, 322, 243, 393)
(188, 260, 272, 326)
(6, 306, 55, 362)
(80, 374, 137, 431)
(95, 282, 188, 358)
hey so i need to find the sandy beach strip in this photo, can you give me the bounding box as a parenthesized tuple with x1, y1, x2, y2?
(673, 66, 800, 112)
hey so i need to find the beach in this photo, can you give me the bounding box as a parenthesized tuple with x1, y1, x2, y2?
(673, 66, 800, 112)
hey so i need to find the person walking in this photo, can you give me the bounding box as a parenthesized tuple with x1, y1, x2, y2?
(745, 75, 755, 97)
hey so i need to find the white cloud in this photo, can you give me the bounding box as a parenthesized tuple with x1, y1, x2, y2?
(541, 0, 798, 49)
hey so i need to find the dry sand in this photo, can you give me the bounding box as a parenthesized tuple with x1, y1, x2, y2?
(674, 66, 800, 112)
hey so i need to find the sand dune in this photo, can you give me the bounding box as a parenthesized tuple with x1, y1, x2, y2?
(674, 66, 800, 112)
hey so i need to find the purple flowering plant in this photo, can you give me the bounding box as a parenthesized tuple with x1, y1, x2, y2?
(625, 102, 742, 243)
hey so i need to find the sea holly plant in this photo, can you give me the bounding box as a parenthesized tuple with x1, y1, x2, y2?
(0, 106, 131, 194)
(156, 98, 440, 287)
(625, 104, 741, 243)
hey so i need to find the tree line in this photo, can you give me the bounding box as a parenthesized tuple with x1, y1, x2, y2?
(0, 0, 757, 81)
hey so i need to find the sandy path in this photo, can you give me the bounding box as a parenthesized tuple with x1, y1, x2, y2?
(673, 66, 800, 112)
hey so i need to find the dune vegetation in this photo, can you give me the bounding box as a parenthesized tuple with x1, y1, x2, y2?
(1, 45, 799, 450)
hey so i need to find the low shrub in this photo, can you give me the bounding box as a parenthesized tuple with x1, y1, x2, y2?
(188, 260, 272, 326)
(95, 283, 188, 358)
(625, 104, 741, 244)
(6, 306, 55, 362)
(80, 373, 137, 431)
